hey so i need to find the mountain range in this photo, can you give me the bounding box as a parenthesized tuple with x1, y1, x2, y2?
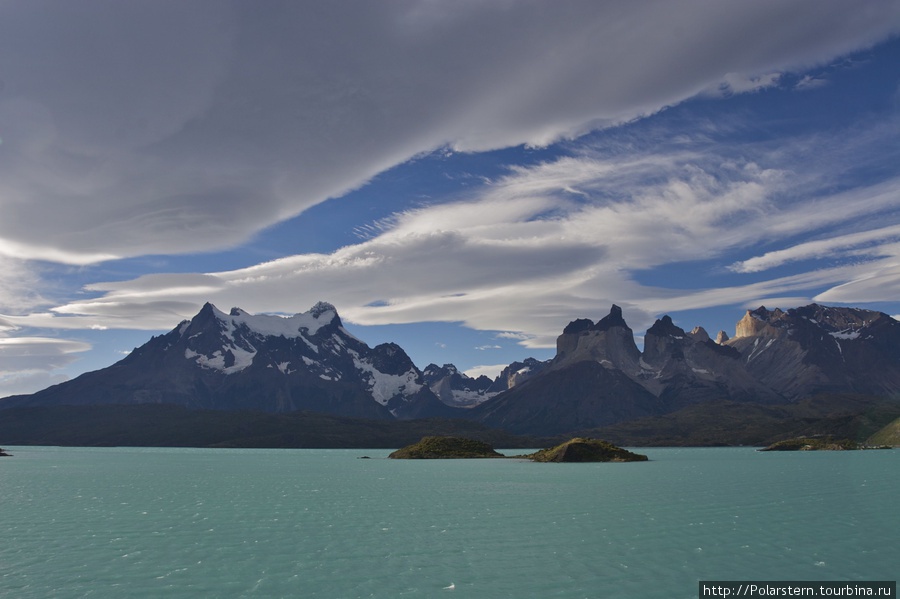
(2, 301, 900, 445)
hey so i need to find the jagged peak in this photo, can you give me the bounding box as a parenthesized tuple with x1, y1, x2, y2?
(187, 302, 225, 328)
(594, 304, 629, 332)
(373, 341, 404, 356)
(310, 301, 337, 318)
(736, 303, 890, 339)
(689, 326, 710, 342)
(563, 318, 594, 334)
(646, 315, 685, 338)
(749, 305, 769, 320)
(562, 305, 630, 335)
(185, 301, 343, 339)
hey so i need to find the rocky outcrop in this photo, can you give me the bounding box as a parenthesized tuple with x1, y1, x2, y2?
(553, 304, 642, 374)
(389, 436, 504, 459)
(527, 438, 647, 462)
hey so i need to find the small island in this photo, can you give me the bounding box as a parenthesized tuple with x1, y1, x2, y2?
(389, 436, 505, 459)
(760, 437, 860, 451)
(389, 436, 648, 462)
(0, 447, 11, 457)
(525, 437, 648, 462)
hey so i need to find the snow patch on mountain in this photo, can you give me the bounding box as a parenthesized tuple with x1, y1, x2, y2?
(185, 347, 256, 374)
(211, 303, 337, 338)
(355, 358, 423, 405)
(830, 330, 861, 340)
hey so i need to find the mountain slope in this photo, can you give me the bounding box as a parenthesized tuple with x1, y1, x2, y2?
(1, 302, 456, 420)
(725, 304, 900, 399)
(472, 360, 663, 435)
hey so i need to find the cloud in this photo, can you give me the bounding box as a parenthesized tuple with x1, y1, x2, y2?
(1, 1, 898, 264)
(795, 74, 829, 90)
(0, 336, 92, 396)
(0, 371, 70, 399)
(0, 255, 48, 313)
(713, 72, 782, 96)
(0, 336, 92, 372)
(730, 222, 900, 273)
(10, 123, 894, 348)
(815, 261, 900, 303)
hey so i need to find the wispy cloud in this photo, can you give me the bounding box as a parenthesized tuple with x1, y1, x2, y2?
(0, 336, 92, 397)
(1, 1, 897, 264)
(731, 222, 900, 273)
(8, 114, 900, 351)
(795, 74, 829, 90)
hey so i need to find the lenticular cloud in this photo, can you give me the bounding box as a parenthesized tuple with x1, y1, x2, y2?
(1, 0, 898, 263)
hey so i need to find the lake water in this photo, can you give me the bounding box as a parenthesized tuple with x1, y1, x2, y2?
(0, 446, 896, 598)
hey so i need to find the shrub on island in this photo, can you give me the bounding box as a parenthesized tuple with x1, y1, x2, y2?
(388, 436, 505, 459)
(526, 437, 648, 462)
(760, 437, 859, 451)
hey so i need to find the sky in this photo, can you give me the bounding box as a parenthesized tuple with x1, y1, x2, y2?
(2, 1, 900, 397)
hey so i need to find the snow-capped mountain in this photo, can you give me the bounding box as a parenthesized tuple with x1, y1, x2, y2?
(4, 301, 900, 439)
(1, 302, 453, 419)
(422, 363, 499, 408)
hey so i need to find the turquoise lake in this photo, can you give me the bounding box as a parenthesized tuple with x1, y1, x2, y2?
(0, 446, 896, 598)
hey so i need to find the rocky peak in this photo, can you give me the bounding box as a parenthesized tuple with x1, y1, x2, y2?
(310, 301, 337, 318)
(494, 357, 549, 391)
(715, 330, 730, 344)
(561, 305, 631, 335)
(423, 363, 461, 384)
(555, 305, 641, 373)
(735, 307, 784, 338)
(594, 304, 629, 332)
(689, 326, 710, 342)
(646, 315, 685, 338)
(642, 315, 688, 366)
(791, 303, 884, 334)
(369, 343, 416, 376)
(563, 318, 594, 335)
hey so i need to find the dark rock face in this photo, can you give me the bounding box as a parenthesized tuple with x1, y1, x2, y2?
(726, 304, 900, 399)
(554, 305, 642, 374)
(472, 360, 662, 436)
(470, 303, 900, 436)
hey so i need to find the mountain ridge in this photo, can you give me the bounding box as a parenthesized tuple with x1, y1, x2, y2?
(3, 300, 900, 441)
